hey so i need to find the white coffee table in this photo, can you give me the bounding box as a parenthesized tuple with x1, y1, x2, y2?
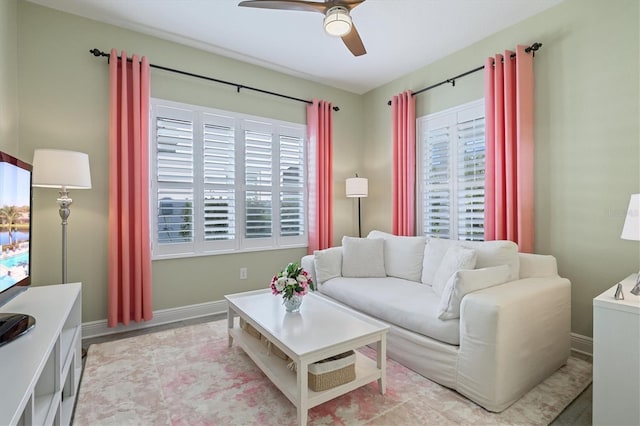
(225, 289, 389, 426)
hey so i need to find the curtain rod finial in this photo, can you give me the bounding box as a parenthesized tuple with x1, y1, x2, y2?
(525, 42, 543, 54)
(90, 48, 107, 57)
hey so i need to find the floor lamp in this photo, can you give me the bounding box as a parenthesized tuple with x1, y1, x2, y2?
(346, 174, 368, 237)
(32, 149, 92, 284)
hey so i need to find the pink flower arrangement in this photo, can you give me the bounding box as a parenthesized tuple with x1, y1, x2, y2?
(270, 262, 315, 301)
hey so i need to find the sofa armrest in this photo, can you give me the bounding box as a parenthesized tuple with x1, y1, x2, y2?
(456, 276, 571, 412)
(518, 252, 559, 278)
(301, 254, 317, 284)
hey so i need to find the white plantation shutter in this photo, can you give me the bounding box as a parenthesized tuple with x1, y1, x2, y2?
(241, 122, 307, 247)
(244, 123, 273, 240)
(422, 123, 451, 238)
(417, 99, 485, 241)
(154, 107, 195, 249)
(203, 114, 236, 244)
(150, 99, 307, 258)
(245, 129, 273, 187)
(280, 130, 305, 238)
(456, 116, 485, 241)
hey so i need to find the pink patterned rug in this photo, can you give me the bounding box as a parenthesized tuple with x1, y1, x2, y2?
(74, 320, 591, 425)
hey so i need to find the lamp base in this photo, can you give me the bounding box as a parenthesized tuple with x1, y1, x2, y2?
(614, 282, 625, 300)
(56, 191, 72, 284)
(631, 272, 640, 296)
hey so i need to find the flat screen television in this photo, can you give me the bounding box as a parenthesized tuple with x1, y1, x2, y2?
(0, 150, 32, 308)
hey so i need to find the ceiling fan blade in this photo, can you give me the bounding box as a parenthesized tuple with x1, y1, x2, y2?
(239, 0, 368, 56)
(238, 0, 328, 13)
(341, 23, 366, 56)
(238, 0, 367, 13)
(336, 0, 366, 10)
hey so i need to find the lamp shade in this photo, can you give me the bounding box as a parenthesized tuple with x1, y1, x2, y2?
(346, 177, 368, 198)
(324, 6, 352, 37)
(621, 193, 640, 241)
(32, 149, 92, 189)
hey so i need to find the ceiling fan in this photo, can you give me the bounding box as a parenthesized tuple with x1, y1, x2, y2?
(238, 0, 367, 57)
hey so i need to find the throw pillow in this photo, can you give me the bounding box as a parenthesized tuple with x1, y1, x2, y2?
(432, 246, 477, 296)
(366, 230, 394, 239)
(341, 236, 386, 278)
(438, 265, 510, 320)
(313, 247, 343, 284)
(367, 230, 426, 282)
(458, 240, 520, 281)
(421, 238, 456, 285)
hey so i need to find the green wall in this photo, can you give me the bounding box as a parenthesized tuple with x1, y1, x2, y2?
(0, 0, 18, 156)
(10, 0, 640, 339)
(361, 0, 640, 337)
(16, 0, 363, 322)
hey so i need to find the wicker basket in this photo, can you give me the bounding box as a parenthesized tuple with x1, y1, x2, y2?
(308, 351, 356, 392)
(239, 317, 261, 340)
(260, 335, 289, 361)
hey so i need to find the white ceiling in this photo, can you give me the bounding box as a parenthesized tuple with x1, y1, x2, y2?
(26, 0, 563, 94)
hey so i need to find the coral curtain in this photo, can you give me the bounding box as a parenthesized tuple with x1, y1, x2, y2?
(306, 100, 333, 253)
(484, 45, 535, 253)
(392, 90, 416, 236)
(108, 49, 153, 327)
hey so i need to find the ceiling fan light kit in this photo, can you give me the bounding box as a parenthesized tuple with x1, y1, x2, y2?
(324, 6, 352, 36)
(238, 0, 367, 56)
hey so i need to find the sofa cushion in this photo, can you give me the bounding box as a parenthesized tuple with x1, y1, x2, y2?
(319, 277, 461, 345)
(421, 238, 453, 285)
(367, 230, 426, 282)
(313, 247, 342, 284)
(438, 265, 510, 320)
(341, 236, 386, 278)
(432, 246, 477, 297)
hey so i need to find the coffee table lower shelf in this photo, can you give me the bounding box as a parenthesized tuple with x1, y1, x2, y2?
(229, 328, 382, 409)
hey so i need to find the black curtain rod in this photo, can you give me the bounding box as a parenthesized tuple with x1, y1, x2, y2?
(90, 48, 340, 112)
(386, 42, 542, 106)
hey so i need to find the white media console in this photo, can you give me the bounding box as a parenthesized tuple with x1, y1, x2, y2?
(0, 283, 82, 426)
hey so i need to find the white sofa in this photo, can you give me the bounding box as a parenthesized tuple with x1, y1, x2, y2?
(301, 231, 571, 412)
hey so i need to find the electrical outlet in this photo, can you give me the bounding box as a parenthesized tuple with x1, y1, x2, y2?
(240, 267, 248, 280)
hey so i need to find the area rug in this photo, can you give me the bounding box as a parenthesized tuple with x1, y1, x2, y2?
(73, 320, 591, 425)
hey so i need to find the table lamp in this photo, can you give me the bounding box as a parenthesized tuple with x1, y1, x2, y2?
(621, 193, 640, 295)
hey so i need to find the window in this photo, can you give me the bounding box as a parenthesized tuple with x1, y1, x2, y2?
(417, 99, 485, 241)
(151, 99, 307, 258)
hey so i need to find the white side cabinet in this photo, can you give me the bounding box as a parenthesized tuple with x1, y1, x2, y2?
(592, 274, 640, 426)
(0, 283, 82, 426)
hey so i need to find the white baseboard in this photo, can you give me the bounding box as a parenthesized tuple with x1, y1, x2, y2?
(83, 301, 595, 358)
(571, 332, 593, 356)
(82, 299, 228, 339)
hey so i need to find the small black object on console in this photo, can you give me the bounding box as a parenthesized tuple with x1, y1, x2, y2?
(0, 313, 36, 347)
